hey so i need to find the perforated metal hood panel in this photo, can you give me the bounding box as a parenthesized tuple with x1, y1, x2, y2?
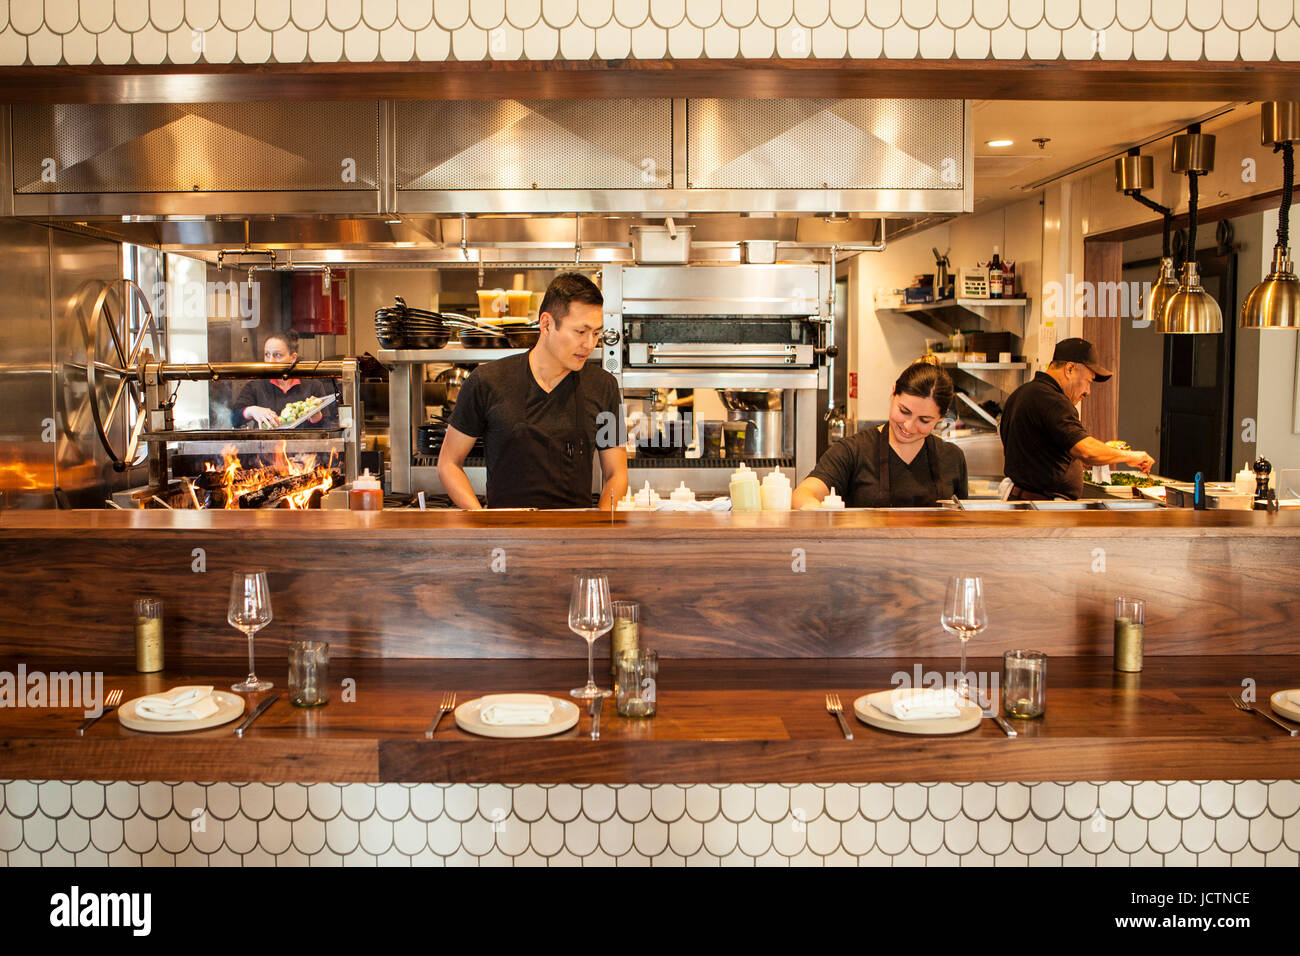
(395, 99, 672, 190)
(687, 99, 965, 190)
(11, 102, 379, 193)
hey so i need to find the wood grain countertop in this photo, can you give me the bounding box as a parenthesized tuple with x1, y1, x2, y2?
(2, 657, 1297, 784)
(1, 507, 1298, 539)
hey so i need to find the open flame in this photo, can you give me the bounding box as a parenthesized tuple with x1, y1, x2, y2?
(202, 442, 337, 509)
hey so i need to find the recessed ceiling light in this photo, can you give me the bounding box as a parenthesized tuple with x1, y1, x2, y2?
(986, 139, 1014, 148)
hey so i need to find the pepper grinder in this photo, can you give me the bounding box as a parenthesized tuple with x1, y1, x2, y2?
(1254, 457, 1279, 513)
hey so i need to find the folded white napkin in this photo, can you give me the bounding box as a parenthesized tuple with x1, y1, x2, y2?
(879, 687, 963, 721)
(135, 685, 219, 721)
(479, 694, 555, 726)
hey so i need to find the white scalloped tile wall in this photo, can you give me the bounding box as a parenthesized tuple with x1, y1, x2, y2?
(0, 0, 1292, 62)
(2, 780, 1297, 866)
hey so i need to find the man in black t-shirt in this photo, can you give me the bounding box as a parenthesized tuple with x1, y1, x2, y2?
(1000, 337, 1154, 500)
(438, 274, 628, 509)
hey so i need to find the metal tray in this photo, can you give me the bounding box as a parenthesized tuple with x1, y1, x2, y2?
(1029, 500, 1106, 510)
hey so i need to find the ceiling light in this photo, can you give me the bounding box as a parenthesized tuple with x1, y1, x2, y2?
(1241, 102, 1300, 330)
(1162, 124, 1221, 334)
(1114, 148, 1179, 328)
(985, 139, 1014, 148)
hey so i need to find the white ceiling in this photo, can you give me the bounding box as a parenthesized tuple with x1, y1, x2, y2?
(969, 99, 1246, 210)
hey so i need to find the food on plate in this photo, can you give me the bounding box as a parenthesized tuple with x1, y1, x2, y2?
(257, 395, 326, 428)
(1105, 439, 1131, 450)
(1108, 472, 1162, 487)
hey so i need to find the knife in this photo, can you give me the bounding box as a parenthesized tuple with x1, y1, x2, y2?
(233, 692, 280, 737)
(982, 708, 1018, 737)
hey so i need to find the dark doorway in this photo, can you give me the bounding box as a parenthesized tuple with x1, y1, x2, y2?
(1159, 248, 1237, 481)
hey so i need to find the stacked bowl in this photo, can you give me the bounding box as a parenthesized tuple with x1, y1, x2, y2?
(374, 297, 451, 350)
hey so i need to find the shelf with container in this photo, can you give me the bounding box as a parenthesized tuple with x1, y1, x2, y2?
(878, 295, 1032, 397)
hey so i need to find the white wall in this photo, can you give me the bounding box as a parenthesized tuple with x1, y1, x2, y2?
(849, 196, 1043, 424)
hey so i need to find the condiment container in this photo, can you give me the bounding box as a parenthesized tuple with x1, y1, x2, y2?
(669, 481, 695, 504)
(633, 480, 661, 510)
(820, 486, 846, 510)
(1235, 461, 1255, 495)
(134, 598, 164, 673)
(610, 601, 639, 678)
(728, 463, 761, 511)
(349, 469, 383, 510)
(760, 468, 791, 510)
(615, 489, 637, 511)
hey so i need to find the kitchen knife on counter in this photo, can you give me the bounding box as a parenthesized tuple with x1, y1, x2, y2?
(234, 692, 280, 737)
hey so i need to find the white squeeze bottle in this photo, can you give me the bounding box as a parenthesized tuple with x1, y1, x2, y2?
(1235, 461, 1255, 495)
(760, 468, 791, 510)
(670, 481, 696, 504)
(728, 463, 762, 512)
(820, 487, 846, 510)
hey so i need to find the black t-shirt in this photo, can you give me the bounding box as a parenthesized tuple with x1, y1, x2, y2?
(448, 353, 623, 508)
(808, 426, 968, 507)
(1000, 371, 1090, 499)
(232, 377, 339, 428)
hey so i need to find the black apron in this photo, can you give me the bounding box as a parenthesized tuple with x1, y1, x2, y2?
(486, 361, 592, 509)
(865, 424, 945, 508)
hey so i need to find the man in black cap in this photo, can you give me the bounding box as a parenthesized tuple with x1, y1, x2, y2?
(999, 337, 1154, 500)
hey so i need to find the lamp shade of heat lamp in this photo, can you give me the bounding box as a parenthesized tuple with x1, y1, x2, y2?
(1162, 126, 1221, 334)
(1241, 103, 1300, 330)
(1114, 149, 1180, 329)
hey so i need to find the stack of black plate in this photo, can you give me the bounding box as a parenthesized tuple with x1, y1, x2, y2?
(374, 298, 451, 350)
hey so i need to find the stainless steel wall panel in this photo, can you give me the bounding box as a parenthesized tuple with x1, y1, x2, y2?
(687, 99, 966, 191)
(0, 219, 55, 508)
(395, 99, 672, 190)
(620, 265, 821, 315)
(11, 102, 379, 193)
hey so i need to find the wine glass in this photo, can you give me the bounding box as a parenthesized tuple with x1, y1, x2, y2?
(229, 570, 273, 693)
(569, 572, 614, 700)
(941, 575, 987, 702)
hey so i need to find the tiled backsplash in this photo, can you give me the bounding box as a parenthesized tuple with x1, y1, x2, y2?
(0, 0, 1295, 65)
(2, 779, 1297, 866)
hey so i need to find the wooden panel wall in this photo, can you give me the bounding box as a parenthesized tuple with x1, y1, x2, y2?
(2, 515, 1296, 660)
(1082, 239, 1124, 442)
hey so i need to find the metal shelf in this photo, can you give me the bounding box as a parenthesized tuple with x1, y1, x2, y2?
(878, 298, 1031, 338)
(953, 362, 1027, 370)
(376, 348, 526, 364)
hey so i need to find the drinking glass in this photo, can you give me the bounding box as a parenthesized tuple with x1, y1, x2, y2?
(941, 575, 987, 700)
(569, 572, 613, 700)
(229, 570, 273, 693)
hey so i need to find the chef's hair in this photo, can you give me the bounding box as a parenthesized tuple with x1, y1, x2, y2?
(539, 273, 603, 327)
(894, 357, 954, 414)
(264, 329, 299, 354)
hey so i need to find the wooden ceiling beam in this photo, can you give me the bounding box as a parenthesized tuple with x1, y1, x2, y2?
(1, 59, 1298, 104)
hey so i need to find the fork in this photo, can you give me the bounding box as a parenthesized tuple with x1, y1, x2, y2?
(1229, 696, 1299, 736)
(424, 692, 456, 738)
(76, 688, 123, 736)
(825, 693, 853, 740)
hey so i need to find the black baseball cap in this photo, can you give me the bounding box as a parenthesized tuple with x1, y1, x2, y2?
(1052, 338, 1113, 381)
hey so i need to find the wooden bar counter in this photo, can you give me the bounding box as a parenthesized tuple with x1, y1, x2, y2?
(1, 657, 1298, 784)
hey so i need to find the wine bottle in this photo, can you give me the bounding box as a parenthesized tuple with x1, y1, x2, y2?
(989, 246, 1004, 299)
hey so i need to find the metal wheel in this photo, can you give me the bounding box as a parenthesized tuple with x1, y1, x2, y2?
(81, 279, 164, 471)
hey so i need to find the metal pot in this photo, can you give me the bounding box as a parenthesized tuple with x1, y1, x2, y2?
(719, 389, 783, 411)
(727, 409, 786, 458)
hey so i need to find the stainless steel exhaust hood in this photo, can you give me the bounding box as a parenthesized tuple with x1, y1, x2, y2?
(8, 98, 971, 225)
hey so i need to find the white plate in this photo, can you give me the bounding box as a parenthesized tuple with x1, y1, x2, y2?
(454, 694, 580, 738)
(853, 690, 982, 736)
(118, 690, 245, 733)
(1270, 689, 1300, 723)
